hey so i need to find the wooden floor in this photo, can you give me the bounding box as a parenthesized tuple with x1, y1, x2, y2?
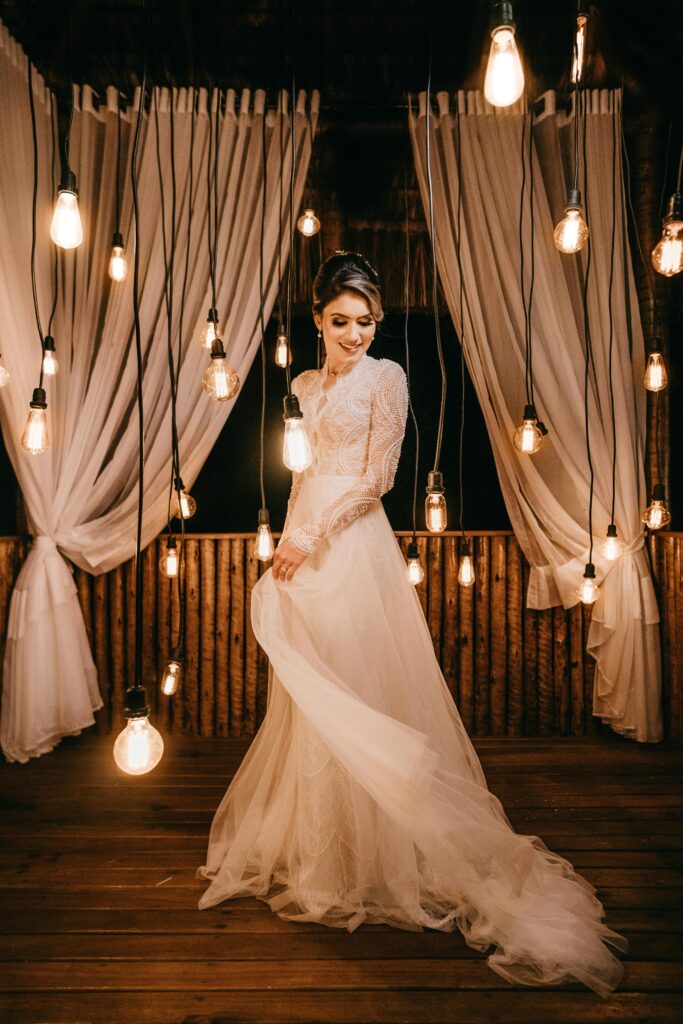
(1, 732, 682, 1024)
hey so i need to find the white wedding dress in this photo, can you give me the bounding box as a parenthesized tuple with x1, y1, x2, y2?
(197, 352, 628, 997)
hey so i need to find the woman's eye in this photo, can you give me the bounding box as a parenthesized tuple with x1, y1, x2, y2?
(332, 320, 346, 326)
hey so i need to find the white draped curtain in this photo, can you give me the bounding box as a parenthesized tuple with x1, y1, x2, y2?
(409, 89, 662, 743)
(0, 23, 319, 762)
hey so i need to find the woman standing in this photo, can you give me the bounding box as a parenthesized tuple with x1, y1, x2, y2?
(198, 252, 627, 997)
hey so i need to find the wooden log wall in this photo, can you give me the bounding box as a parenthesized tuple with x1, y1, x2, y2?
(0, 533, 681, 742)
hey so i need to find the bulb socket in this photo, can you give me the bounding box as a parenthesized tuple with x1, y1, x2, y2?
(522, 403, 537, 421)
(606, 524, 618, 539)
(652, 483, 666, 502)
(124, 685, 150, 719)
(169, 646, 184, 664)
(664, 191, 683, 224)
(207, 307, 219, 324)
(650, 337, 662, 354)
(583, 562, 596, 579)
(58, 169, 78, 195)
(491, 1, 515, 31)
(426, 470, 445, 494)
(565, 187, 582, 211)
(166, 535, 177, 550)
(30, 387, 47, 409)
(112, 231, 124, 248)
(407, 540, 419, 560)
(283, 393, 303, 420)
(277, 322, 286, 337)
(210, 338, 226, 359)
(258, 508, 270, 527)
(43, 335, 56, 353)
(174, 475, 185, 491)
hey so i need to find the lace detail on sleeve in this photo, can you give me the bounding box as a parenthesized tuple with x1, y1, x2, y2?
(288, 361, 409, 555)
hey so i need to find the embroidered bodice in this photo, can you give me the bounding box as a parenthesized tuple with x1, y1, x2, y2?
(283, 355, 409, 555)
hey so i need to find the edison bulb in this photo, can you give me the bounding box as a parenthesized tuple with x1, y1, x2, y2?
(458, 554, 476, 587)
(652, 225, 683, 277)
(160, 541, 179, 578)
(570, 14, 587, 84)
(484, 27, 525, 107)
(602, 525, 623, 561)
(554, 207, 589, 254)
(275, 330, 292, 367)
(199, 310, 222, 349)
(160, 659, 182, 696)
(174, 489, 197, 520)
(50, 189, 83, 249)
(113, 716, 164, 775)
(425, 494, 447, 533)
(297, 208, 320, 237)
(202, 357, 240, 401)
(513, 414, 543, 454)
(42, 349, 59, 377)
(405, 542, 424, 585)
(579, 574, 600, 604)
(283, 419, 313, 472)
(21, 391, 48, 455)
(642, 494, 671, 530)
(644, 352, 667, 392)
(254, 525, 274, 561)
(109, 243, 128, 282)
(0, 364, 10, 388)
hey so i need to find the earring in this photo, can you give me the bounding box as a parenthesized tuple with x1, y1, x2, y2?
(317, 329, 322, 340)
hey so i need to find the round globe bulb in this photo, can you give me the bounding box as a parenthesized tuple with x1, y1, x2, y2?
(202, 357, 240, 402)
(554, 207, 589, 254)
(297, 209, 320, 237)
(113, 716, 164, 775)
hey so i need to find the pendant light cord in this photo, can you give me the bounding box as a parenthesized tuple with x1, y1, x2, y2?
(403, 171, 420, 541)
(607, 94, 618, 527)
(580, 88, 595, 565)
(47, 86, 59, 337)
(130, 0, 149, 689)
(425, 20, 447, 473)
(284, 2, 296, 395)
(258, 101, 269, 510)
(455, 105, 467, 538)
(27, 56, 46, 387)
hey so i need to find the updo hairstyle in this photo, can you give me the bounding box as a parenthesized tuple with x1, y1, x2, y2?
(312, 251, 384, 323)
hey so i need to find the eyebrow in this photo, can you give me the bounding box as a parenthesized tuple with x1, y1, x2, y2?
(328, 311, 374, 318)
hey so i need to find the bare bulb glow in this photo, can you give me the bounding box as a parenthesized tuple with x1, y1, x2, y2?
(173, 489, 197, 520)
(458, 554, 476, 587)
(644, 351, 667, 392)
(602, 526, 623, 562)
(109, 244, 128, 282)
(297, 209, 320, 237)
(513, 407, 543, 454)
(160, 659, 182, 696)
(283, 420, 313, 472)
(579, 575, 600, 604)
(275, 328, 292, 368)
(484, 27, 525, 108)
(202, 355, 240, 402)
(425, 494, 447, 533)
(642, 487, 671, 530)
(159, 540, 179, 578)
(113, 716, 164, 775)
(199, 308, 222, 349)
(652, 226, 683, 277)
(50, 189, 83, 249)
(0, 364, 10, 388)
(42, 344, 59, 377)
(255, 526, 275, 561)
(570, 14, 587, 84)
(21, 390, 48, 454)
(406, 542, 424, 586)
(554, 206, 589, 254)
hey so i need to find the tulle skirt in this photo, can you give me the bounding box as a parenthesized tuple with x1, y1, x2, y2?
(197, 474, 628, 996)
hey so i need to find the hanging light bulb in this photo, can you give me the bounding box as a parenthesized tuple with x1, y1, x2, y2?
(652, 192, 683, 277)
(275, 323, 292, 367)
(50, 171, 83, 249)
(406, 540, 425, 586)
(602, 524, 624, 562)
(570, 7, 588, 84)
(579, 562, 600, 604)
(172, 477, 197, 520)
(199, 307, 222, 349)
(425, 471, 447, 533)
(296, 208, 321, 237)
(483, 2, 525, 108)
(113, 686, 164, 775)
(160, 649, 183, 696)
(554, 188, 589, 254)
(458, 544, 476, 587)
(644, 346, 667, 392)
(202, 339, 240, 402)
(20, 387, 49, 454)
(41, 335, 59, 377)
(0, 361, 10, 388)
(513, 404, 543, 454)
(282, 393, 313, 472)
(641, 484, 671, 531)
(159, 536, 179, 578)
(109, 231, 128, 282)
(254, 508, 275, 561)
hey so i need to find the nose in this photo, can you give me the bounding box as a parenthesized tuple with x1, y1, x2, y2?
(346, 322, 361, 342)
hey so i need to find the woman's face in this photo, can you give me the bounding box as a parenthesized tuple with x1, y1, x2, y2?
(314, 291, 376, 371)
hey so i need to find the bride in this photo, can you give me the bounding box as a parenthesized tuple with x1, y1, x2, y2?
(197, 251, 628, 996)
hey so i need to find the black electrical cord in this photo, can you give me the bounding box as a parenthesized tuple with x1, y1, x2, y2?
(425, 20, 447, 473)
(27, 56, 45, 387)
(455, 104, 467, 538)
(258, 99, 269, 511)
(284, 3, 296, 395)
(47, 86, 59, 338)
(206, 86, 216, 309)
(130, 0, 149, 691)
(580, 87, 596, 566)
(115, 84, 122, 235)
(403, 170, 420, 542)
(527, 106, 537, 408)
(607, 92, 618, 528)
(519, 112, 530, 404)
(213, 81, 220, 312)
(277, 90, 285, 327)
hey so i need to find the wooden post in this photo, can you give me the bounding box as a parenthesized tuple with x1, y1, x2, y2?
(506, 536, 523, 736)
(215, 539, 231, 737)
(553, 605, 569, 735)
(474, 536, 490, 735)
(442, 536, 459, 699)
(200, 540, 216, 737)
(537, 609, 554, 736)
(229, 539, 245, 736)
(244, 542, 260, 736)
(183, 539, 200, 735)
(489, 536, 507, 736)
(458, 537, 475, 733)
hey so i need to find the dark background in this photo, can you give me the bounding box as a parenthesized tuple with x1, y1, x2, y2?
(0, 0, 680, 535)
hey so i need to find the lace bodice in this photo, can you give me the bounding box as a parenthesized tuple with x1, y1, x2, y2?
(283, 355, 409, 555)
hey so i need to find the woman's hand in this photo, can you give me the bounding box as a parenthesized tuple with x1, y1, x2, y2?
(272, 538, 307, 583)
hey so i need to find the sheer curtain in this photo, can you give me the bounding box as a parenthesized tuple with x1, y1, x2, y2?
(0, 24, 319, 762)
(409, 89, 661, 743)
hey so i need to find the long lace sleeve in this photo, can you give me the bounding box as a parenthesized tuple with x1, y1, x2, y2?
(287, 361, 409, 555)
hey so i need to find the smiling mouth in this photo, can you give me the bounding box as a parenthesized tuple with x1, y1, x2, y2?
(340, 343, 362, 352)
